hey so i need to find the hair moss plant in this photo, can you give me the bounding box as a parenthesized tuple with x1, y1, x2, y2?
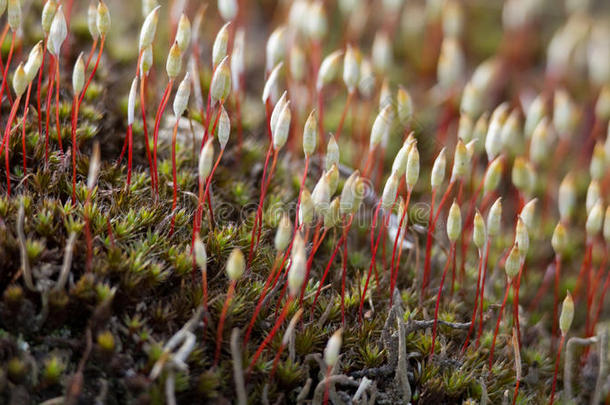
(0, 1, 610, 404)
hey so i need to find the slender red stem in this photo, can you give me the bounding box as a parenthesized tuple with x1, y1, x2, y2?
(424, 180, 458, 298)
(323, 365, 332, 405)
(71, 94, 80, 203)
(430, 244, 455, 356)
(214, 280, 236, 366)
(311, 233, 345, 315)
(462, 248, 484, 352)
(21, 82, 34, 177)
(335, 91, 353, 139)
(489, 280, 511, 368)
(247, 296, 293, 374)
(476, 239, 491, 347)
(84, 38, 99, 72)
(54, 60, 64, 153)
(170, 119, 181, 235)
(255, 151, 279, 250)
(2, 94, 22, 196)
(360, 210, 387, 321)
(514, 261, 525, 348)
(36, 41, 47, 140)
(0, 32, 17, 110)
(244, 253, 282, 346)
(269, 342, 286, 380)
(44, 56, 56, 162)
(151, 79, 174, 195)
(549, 335, 565, 405)
(422, 188, 437, 298)
(78, 35, 106, 107)
(390, 190, 412, 305)
(248, 145, 273, 265)
(139, 74, 155, 191)
(552, 255, 561, 348)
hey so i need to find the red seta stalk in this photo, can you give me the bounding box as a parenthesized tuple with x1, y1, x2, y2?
(71, 94, 80, 203)
(423, 180, 457, 298)
(334, 91, 353, 139)
(0, 31, 16, 110)
(44, 56, 56, 162)
(430, 243, 456, 356)
(243, 253, 282, 346)
(139, 74, 156, 191)
(476, 238, 491, 347)
(489, 278, 512, 368)
(549, 334, 565, 405)
(340, 215, 355, 325)
(311, 232, 345, 316)
(247, 296, 293, 374)
(21, 82, 34, 177)
(78, 35, 106, 107)
(169, 118, 181, 235)
(151, 79, 174, 195)
(513, 261, 526, 348)
(36, 41, 47, 139)
(552, 255, 561, 347)
(53, 60, 64, 153)
(461, 246, 485, 352)
(214, 280, 236, 366)
(84, 38, 98, 71)
(1, 94, 23, 196)
(389, 190, 412, 306)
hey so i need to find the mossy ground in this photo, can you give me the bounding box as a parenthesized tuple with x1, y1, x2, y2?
(0, 1, 607, 404)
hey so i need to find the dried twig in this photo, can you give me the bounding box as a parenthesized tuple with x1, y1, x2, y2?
(231, 328, 247, 405)
(17, 201, 35, 291)
(564, 336, 598, 402)
(591, 329, 608, 405)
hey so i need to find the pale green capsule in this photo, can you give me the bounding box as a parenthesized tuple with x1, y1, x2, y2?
(194, 236, 207, 271)
(551, 222, 568, 256)
(325, 164, 339, 196)
(316, 50, 342, 91)
(487, 197, 502, 237)
(303, 110, 317, 156)
(405, 143, 419, 191)
(381, 174, 398, 211)
(173, 73, 191, 118)
(324, 329, 342, 368)
(586, 200, 604, 239)
(343, 44, 359, 93)
(446, 200, 462, 243)
(324, 197, 341, 229)
(504, 244, 521, 280)
(217, 106, 230, 150)
(515, 217, 529, 258)
(274, 214, 292, 253)
(325, 136, 339, 170)
(42, 0, 58, 36)
(72, 53, 86, 96)
(472, 210, 486, 250)
(450, 140, 469, 182)
(226, 248, 245, 281)
(209, 56, 231, 103)
(212, 22, 231, 68)
(288, 234, 306, 296)
(559, 292, 574, 336)
(139, 5, 160, 51)
(272, 101, 291, 150)
(198, 139, 214, 180)
(299, 188, 314, 227)
(431, 148, 446, 190)
(96, 0, 111, 37)
(311, 175, 330, 217)
(166, 42, 183, 79)
(7, 0, 21, 32)
(483, 157, 503, 195)
(12, 63, 27, 97)
(48, 5, 67, 56)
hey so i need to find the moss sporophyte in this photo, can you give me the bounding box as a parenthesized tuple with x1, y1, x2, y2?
(0, 0, 609, 404)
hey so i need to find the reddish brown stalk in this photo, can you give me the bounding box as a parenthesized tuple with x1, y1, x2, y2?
(514, 261, 526, 348)
(334, 91, 353, 139)
(311, 232, 345, 316)
(423, 180, 457, 297)
(247, 144, 274, 266)
(592, 259, 610, 333)
(139, 74, 155, 191)
(235, 94, 243, 156)
(421, 188, 437, 297)
(389, 191, 412, 305)
(0, 24, 9, 73)
(151, 79, 174, 195)
(476, 238, 491, 347)
(199, 148, 224, 229)
(360, 209, 388, 321)
(36, 41, 47, 139)
(430, 244, 456, 356)
(575, 243, 593, 297)
(54, 61, 64, 153)
(549, 334, 565, 405)
(214, 280, 236, 366)
(44, 56, 57, 162)
(489, 278, 511, 368)
(84, 38, 99, 71)
(244, 253, 282, 346)
(170, 119, 181, 235)
(255, 150, 279, 250)
(269, 342, 287, 380)
(461, 247, 485, 352)
(21, 82, 34, 177)
(316, 90, 325, 155)
(0, 31, 16, 109)
(247, 296, 293, 374)
(1, 94, 22, 196)
(71, 94, 80, 203)
(341, 215, 354, 325)
(512, 380, 520, 405)
(78, 35, 106, 107)
(323, 365, 332, 405)
(552, 255, 561, 346)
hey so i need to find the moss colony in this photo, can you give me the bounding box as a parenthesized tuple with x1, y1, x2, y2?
(0, 0, 609, 404)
